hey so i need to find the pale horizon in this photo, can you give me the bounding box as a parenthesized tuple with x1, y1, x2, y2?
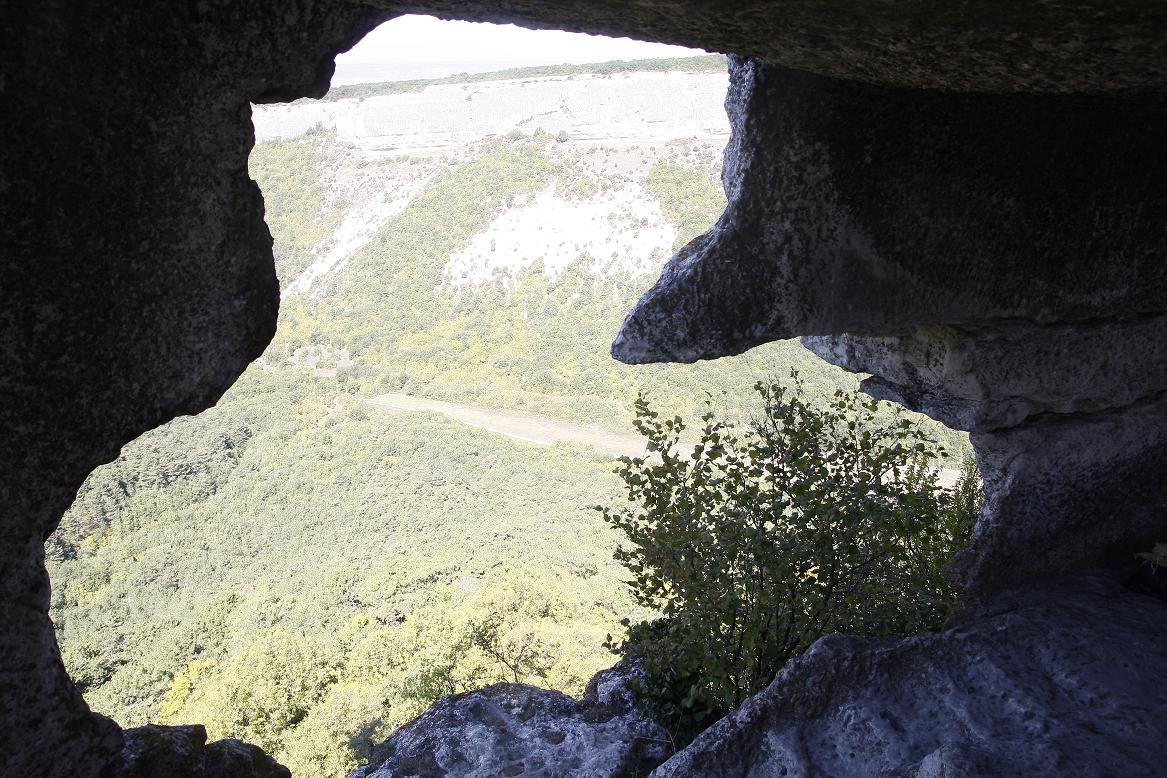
(337, 14, 705, 67)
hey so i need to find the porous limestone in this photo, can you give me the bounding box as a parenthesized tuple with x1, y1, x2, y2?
(612, 57, 1167, 364)
(650, 573, 1167, 777)
(350, 663, 671, 778)
(803, 322, 1167, 596)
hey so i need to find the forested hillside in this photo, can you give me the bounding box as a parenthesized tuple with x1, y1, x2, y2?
(48, 61, 967, 777)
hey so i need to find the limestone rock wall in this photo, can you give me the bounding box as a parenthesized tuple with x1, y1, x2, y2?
(612, 57, 1167, 363)
(804, 324, 1167, 596)
(651, 573, 1167, 777)
(350, 663, 671, 778)
(0, 3, 386, 774)
(4, 1, 1166, 776)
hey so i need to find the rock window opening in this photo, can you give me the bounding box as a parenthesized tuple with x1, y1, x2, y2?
(44, 14, 975, 778)
(10, 5, 1167, 778)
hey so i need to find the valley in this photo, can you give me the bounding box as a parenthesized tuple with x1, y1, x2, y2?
(47, 55, 968, 778)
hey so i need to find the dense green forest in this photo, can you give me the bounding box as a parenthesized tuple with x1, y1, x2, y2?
(48, 69, 968, 776)
(50, 370, 634, 775)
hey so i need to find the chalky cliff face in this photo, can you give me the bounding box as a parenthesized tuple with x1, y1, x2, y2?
(2, 3, 1165, 777)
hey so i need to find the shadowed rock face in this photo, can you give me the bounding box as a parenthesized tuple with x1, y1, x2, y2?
(804, 325, 1167, 596)
(612, 56, 1167, 363)
(1, 3, 385, 774)
(3, 1, 1166, 776)
(319, 0, 1167, 96)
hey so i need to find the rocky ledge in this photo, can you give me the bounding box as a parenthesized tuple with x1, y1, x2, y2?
(651, 571, 1167, 777)
(350, 663, 671, 778)
(119, 725, 288, 778)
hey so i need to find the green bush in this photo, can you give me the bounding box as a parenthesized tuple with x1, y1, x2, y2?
(599, 378, 980, 742)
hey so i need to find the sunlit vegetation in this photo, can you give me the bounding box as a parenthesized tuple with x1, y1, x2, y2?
(601, 381, 981, 742)
(49, 370, 636, 773)
(250, 135, 346, 283)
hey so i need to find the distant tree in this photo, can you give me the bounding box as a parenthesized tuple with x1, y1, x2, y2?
(599, 377, 980, 741)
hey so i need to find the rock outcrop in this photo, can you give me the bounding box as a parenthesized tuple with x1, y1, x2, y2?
(4, 1, 1167, 775)
(350, 663, 671, 778)
(612, 57, 1167, 363)
(804, 326, 1167, 598)
(120, 725, 290, 778)
(603, 50, 1167, 775)
(651, 573, 1167, 777)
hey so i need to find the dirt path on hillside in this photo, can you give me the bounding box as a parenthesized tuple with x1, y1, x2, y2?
(365, 393, 646, 458)
(365, 392, 963, 486)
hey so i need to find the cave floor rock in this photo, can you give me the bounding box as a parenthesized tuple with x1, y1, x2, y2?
(350, 663, 671, 778)
(651, 571, 1167, 777)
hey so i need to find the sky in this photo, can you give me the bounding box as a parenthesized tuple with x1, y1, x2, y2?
(336, 14, 704, 67)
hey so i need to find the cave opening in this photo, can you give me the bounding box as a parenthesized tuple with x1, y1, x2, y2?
(42, 15, 978, 776)
(12, 3, 1166, 778)
(38, 12, 975, 774)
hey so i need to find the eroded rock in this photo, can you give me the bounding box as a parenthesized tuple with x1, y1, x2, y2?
(350, 663, 671, 778)
(612, 57, 1167, 365)
(367, 1, 1167, 95)
(651, 573, 1167, 777)
(804, 323, 1167, 595)
(803, 319, 1167, 433)
(613, 55, 1167, 599)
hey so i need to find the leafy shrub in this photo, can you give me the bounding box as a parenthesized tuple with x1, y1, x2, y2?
(599, 378, 980, 742)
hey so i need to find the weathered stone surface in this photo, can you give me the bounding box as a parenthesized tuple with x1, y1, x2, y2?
(803, 318, 1167, 433)
(120, 725, 290, 778)
(651, 572, 1167, 777)
(613, 54, 1167, 600)
(5, 1, 1167, 775)
(0, 4, 387, 773)
(350, 663, 671, 778)
(959, 396, 1167, 597)
(612, 57, 1167, 365)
